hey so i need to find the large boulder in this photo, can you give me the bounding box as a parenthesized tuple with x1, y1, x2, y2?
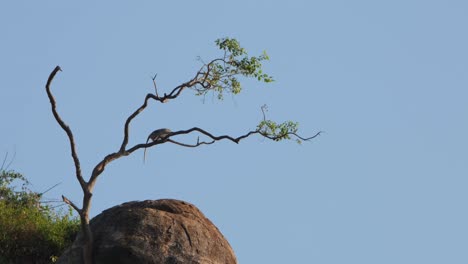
(58, 199, 237, 264)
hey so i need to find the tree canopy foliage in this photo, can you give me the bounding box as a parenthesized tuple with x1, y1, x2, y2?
(193, 38, 274, 99)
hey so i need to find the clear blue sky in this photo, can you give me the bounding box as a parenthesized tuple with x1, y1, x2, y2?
(1, 1, 467, 263)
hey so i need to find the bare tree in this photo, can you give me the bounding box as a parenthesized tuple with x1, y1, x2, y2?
(45, 38, 320, 264)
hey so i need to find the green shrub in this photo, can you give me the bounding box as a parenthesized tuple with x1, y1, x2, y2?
(0, 169, 79, 263)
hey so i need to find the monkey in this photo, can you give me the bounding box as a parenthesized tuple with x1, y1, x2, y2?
(143, 128, 172, 163)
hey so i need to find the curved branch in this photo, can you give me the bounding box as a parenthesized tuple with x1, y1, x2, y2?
(259, 131, 323, 141)
(118, 67, 208, 153)
(127, 126, 320, 159)
(125, 128, 257, 156)
(125, 139, 168, 155)
(45, 66, 86, 192)
(294, 131, 322, 141)
(88, 152, 122, 190)
(119, 93, 157, 152)
(123, 128, 254, 162)
(117, 57, 230, 154)
(169, 127, 255, 144)
(166, 139, 215, 148)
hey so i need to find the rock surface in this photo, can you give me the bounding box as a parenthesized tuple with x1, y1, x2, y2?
(57, 199, 237, 264)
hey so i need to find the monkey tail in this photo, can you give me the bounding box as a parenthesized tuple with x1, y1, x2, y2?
(143, 137, 150, 164)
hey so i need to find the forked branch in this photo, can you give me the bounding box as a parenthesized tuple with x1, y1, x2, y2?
(46, 66, 93, 264)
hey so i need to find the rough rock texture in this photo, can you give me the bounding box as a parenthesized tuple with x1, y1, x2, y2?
(57, 199, 237, 264)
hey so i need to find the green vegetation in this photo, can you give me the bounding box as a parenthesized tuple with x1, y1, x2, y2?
(194, 38, 274, 99)
(0, 168, 79, 263)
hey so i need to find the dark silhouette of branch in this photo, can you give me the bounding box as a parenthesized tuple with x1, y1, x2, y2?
(167, 139, 215, 148)
(152, 74, 159, 96)
(127, 127, 320, 160)
(116, 56, 254, 157)
(260, 131, 322, 141)
(45, 66, 87, 193)
(46, 66, 93, 264)
(118, 93, 156, 153)
(117, 67, 204, 154)
(169, 127, 248, 144)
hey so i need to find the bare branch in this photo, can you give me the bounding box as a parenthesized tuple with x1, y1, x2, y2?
(152, 73, 159, 96)
(166, 139, 215, 148)
(116, 63, 214, 158)
(62, 195, 81, 214)
(125, 128, 257, 156)
(46, 66, 87, 192)
(295, 131, 322, 141)
(259, 131, 323, 141)
(88, 152, 122, 190)
(125, 139, 167, 155)
(117, 79, 197, 154)
(169, 127, 251, 144)
(118, 94, 156, 153)
(117, 57, 229, 155)
(128, 124, 320, 160)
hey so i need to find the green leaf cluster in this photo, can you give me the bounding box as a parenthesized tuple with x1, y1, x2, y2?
(0, 170, 39, 208)
(0, 170, 79, 263)
(257, 120, 301, 142)
(196, 38, 274, 99)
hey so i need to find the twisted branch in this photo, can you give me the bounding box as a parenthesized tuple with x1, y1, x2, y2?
(128, 127, 321, 159)
(45, 66, 87, 192)
(46, 66, 94, 264)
